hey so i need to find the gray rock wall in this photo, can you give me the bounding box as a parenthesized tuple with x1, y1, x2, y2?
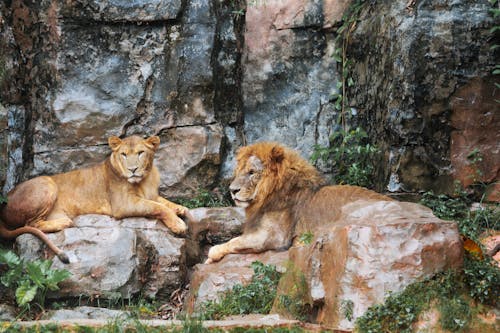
(0, 0, 497, 197)
(348, 0, 498, 193)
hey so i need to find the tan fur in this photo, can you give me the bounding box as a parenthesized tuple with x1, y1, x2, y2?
(0, 135, 191, 263)
(206, 142, 392, 263)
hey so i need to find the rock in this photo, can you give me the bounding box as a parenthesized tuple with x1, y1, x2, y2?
(348, 0, 497, 193)
(0, 304, 17, 321)
(60, 0, 183, 22)
(42, 306, 128, 321)
(184, 251, 289, 314)
(273, 200, 463, 330)
(15, 215, 186, 301)
(189, 207, 245, 245)
(241, 0, 341, 158)
(450, 77, 500, 198)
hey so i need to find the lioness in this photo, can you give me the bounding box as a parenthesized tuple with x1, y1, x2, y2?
(206, 142, 392, 263)
(0, 135, 192, 263)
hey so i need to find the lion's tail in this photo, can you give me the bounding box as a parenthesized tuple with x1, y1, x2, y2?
(0, 222, 70, 264)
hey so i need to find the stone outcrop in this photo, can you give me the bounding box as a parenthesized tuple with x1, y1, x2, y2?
(15, 214, 187, 300)
(184, 251, 289, 314)
(0, 0, 497, 197)
(348, 0, 498, 194)
(240, 0, 349, 158)
(273, 200, 463, 330)
(182, 200, 463, 330)
(12, 207, 245, 302)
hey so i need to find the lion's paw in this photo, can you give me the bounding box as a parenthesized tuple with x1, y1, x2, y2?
(207, 244, 226, 263)
(169, 217, 188, 236)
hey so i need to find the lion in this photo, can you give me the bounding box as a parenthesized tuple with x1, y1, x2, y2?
(206, 141, 392, 263)
(0, 135, 192, 264)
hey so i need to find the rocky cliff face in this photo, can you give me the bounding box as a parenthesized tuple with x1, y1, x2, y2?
(348, 0, 499, 194)
(0, 0, 497, 197)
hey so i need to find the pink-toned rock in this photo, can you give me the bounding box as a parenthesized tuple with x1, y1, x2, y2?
(274, 200, 463, 330)
(184, 251, 289, 313)
(450, 76, 500, 199)
(481, 232, 500, 267)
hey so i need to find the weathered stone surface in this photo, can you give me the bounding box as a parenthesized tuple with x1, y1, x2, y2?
(42, 306, 128, 321)
(450, 77, 499, 197)
(60, 0, 182, 22)
(0, 304, 17, 321)
(348, 0, 497, 193)
(15, 215, 186, 300)
(184, 251, 289, 313)
(189, 207, 245, 245)
(242, 0, 340, 157)
(274, 200, 463, 330)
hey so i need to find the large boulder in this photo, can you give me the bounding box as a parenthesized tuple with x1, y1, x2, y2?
(15, 215, 186, 300)
(273, 200, 463, 330)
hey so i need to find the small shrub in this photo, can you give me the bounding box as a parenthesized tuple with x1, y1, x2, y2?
(311, 127, 379, 188)
(463, 255, 500, 306)
(200, 261, 281, 320)
(0, 250, 71, 312)
(175, 188, 231, 209)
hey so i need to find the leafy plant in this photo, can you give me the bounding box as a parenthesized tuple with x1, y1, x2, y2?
(199, 261, 281, 320)
(0, 250, 71, 311)
(175, 188, 231, 209)
(341, 299, 354, 322)
(311, 127, 379, 188)
(297, 232, 314, 245)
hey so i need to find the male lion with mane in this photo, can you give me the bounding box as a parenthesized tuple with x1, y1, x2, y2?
(0, 135, 192, 264)
(206, 141, 392, 263)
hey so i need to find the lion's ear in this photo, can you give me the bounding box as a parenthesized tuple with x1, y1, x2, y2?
(108, 136, 122, 151)
(145, 136, 160, 150)
(270, 145, 285, 164)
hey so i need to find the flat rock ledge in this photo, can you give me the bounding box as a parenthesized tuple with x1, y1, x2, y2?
(3, 315, 344, 332)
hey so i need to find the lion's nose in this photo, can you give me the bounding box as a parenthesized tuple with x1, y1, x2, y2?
(129, 167, 138, 174)
(229, 185, 240, 196)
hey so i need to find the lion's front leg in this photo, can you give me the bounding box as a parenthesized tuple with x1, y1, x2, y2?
(206, 228, 270, 264)
(156, 196, 195, 222)
(114, 198, 187, 236)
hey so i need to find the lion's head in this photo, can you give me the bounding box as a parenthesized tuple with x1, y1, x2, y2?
(108, 135, 160, 184)
(230, 142, 325, 213)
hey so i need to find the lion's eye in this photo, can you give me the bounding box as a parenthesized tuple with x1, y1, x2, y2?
(121, 152, 127, 158)
(248, 170, 255, 176)
(138, 151, 144, 157)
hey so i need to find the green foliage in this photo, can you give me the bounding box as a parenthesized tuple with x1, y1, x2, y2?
(200, 261, 282, 320)
(274, 262, 311, 321)
(355, 254, 500, 333)
(297, 232, 314, 245)
(332, 0, 368, 127)
(0, 194, 7, 204)
(311, 127, 379, 188)
(175, 188, 231, 209)
(420, 187, 499, 242)
(341, 299, 354, 322)
(463, 255, 500, 306)
(0, 250, 71, 311)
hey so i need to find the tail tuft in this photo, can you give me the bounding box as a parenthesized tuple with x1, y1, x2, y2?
(58, 252, 70, 264)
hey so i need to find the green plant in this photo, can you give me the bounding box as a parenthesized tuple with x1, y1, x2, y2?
(0, 250, 71, 312)
(311, 127, 379, 188)
(463, 255, 500, 306)
(332, 0, 368, 129)
(274, 262, 311, 321)
(175, 188, 231, 209)
(199, 261, 281, 320)
(297, 232, 314, 245)
(341, 299, 354, 322)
